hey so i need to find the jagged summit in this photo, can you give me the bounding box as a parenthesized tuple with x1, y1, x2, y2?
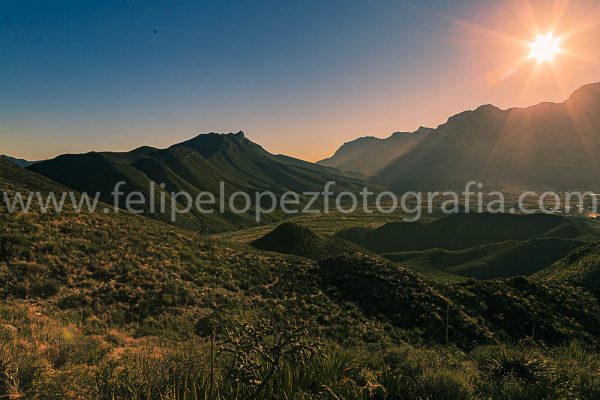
(175, 131, 258, 158)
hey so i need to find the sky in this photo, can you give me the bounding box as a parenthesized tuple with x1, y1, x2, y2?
(1, 0, 600, 162)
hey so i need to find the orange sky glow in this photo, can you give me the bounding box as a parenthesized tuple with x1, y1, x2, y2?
(2, 0, 600, 162)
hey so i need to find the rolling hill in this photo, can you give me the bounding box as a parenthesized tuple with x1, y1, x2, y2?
(28, 132, 367, 232)
(0, 156, 69, 195)
(318, 127, 433, 176)
(4, 158, 600, 346)
(370, 82, 600, 190)
(251, 222, 367, 260)
(385, 238, 585, 280)
(336, 212, 599, 279)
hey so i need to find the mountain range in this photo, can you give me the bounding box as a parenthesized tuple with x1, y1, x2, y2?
(323, 82, 600, 190)
(28, 131, 366, 232)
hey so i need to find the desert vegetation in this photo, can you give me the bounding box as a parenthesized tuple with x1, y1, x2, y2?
(2, 305, 600, 399)
(3, 156, 600, 399)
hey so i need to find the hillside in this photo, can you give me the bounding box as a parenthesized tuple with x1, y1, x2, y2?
(374, 82, 600, 190)
(3, 159, 600, 345)
(318, 127, 433, 176)
(28, 132, 366, 232)
(536, 243, 600, 297)
(0, 157, 70, 194)
(0, 157, 408, 344)
(4, 158, 600, 397)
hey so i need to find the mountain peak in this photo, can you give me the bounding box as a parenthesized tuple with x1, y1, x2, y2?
(390, 131, 412, 137)
(175, 131, 255, 158)
(191, 131, 246, 140)
(568, 81, 600, 104)
(476, 104, 502, 112)
(415, 126, 434, 134)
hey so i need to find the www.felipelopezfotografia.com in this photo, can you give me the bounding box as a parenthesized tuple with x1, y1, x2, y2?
(3, 180, 599, 222)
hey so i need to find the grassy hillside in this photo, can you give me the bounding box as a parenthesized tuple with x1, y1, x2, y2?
(0, 157, 69, 194)
(536, 243, 600, 297)
(334, 212, 598, 280)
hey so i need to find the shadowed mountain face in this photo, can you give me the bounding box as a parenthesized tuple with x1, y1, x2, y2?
(318, 127, 433, 176)
(368, 82, 600, 191)
(28, 132, 366, 232)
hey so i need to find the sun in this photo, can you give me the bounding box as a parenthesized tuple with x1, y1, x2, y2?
(528, 33, 562, 63)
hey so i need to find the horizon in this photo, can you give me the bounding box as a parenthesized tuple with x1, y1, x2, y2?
(3, 80, 598, 163)
(2, 0, 600, 161)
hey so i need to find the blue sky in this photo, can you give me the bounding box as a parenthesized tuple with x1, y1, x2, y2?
(2, 0, 599, 160)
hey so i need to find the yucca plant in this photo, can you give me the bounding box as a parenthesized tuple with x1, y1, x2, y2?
(475, 343, 552, 383)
